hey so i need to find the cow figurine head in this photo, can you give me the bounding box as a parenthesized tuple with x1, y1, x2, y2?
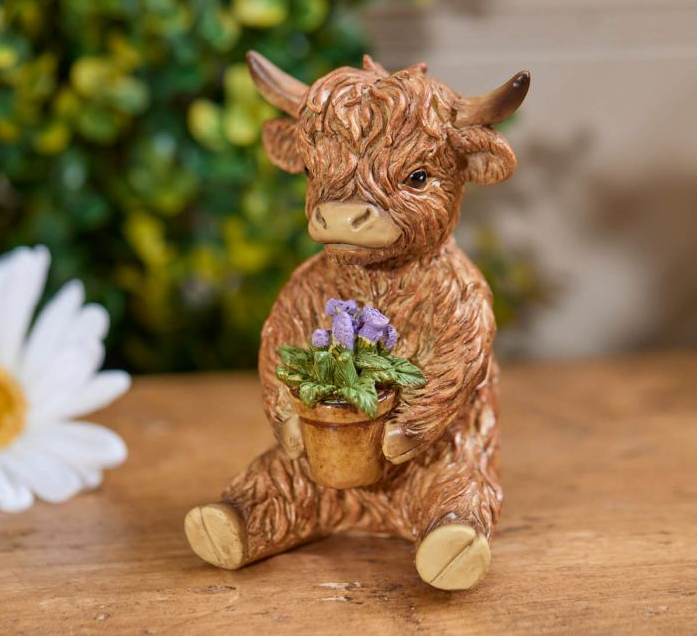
(247, 51, 530, 267)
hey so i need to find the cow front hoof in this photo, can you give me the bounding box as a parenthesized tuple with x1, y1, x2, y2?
(415, 523, 491, 591)
(185, 503, 247, 570)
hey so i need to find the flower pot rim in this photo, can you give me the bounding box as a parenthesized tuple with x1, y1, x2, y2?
(290, 387, 396, 424)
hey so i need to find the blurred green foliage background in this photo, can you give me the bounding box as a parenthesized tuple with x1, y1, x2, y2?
(0, 0, 542, 372)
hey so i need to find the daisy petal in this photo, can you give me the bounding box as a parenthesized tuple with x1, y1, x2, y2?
(0, 246, 50, 369)
(67, 303, 110, 344)
(39, 422, 127, 469)
(26, 342, 105, 417)
(1, 444, 83, 504)
(0, 465, 34, 513)
(74, 466, 103, 490)
(18, 279, 85, 386)
(37, 371, 131, 422)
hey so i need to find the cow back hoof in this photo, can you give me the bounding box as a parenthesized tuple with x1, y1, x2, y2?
(184, 503, 247, 570)
(415, 523, 491, 590)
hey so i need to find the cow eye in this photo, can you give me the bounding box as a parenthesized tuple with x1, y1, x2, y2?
(304, 166, 311, 178)
(406, 169, 428, 189)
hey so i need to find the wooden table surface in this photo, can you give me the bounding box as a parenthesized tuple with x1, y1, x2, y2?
(2, 351, 696, 635)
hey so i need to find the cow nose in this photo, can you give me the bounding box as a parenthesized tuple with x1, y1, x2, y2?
(308, 200, 401, 249)
(313, 206, 327, 229)
(349, 206, 374, 230)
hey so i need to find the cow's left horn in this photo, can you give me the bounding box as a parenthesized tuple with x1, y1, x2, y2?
(246, 51, 309, 118)
(454, 70, 530, 127)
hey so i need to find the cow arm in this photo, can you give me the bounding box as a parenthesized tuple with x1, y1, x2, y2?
(258, 274, 323, 458)
(259, 332, 305, 458)
(382, 280, 496, 464)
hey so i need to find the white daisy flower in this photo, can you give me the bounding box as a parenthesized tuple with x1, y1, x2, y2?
(0, 245, 130, 513)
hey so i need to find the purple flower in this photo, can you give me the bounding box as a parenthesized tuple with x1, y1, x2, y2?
(332, 311, 355, 350)
(311, 328, 330, 348)
(381, 325, 398, 350)
(358, 323, 384, 344)
(356, 306, 389, 330)
(325, 298, 358, 317)
(357, 306, 392, 344)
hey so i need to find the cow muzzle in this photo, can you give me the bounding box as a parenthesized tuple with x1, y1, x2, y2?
(308, 201, 401, 249)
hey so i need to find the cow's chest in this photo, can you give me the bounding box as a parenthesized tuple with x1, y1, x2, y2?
(308, 255, 466, 359)
(317, 263, 443, 310)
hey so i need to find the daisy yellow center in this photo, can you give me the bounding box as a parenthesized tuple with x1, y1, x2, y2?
(0, 367, 26, 448)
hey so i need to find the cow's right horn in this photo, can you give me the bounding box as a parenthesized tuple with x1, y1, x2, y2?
(246, 51, 309, 118)
(454, 71, 531, 127)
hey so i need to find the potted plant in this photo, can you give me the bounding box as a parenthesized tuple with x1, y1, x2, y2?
(276, 299, 426, 489)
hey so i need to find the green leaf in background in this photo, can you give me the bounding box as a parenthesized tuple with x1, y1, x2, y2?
(0, 0, 542, 374)
(76, 105, 122, 144)
(71, 57, 117, 98)
(197, 5, 241, 52)
(108, 76, 150, 115)
(0, 36, 21, 71)
(234, 0, 288, 29)
(294, 0, 329, 32)
(33, 119, 71, 155)
(223, 102, 259, 146)
(187, 99, 226, 151)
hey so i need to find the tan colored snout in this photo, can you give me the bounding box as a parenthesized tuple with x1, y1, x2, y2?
(308, 201, 401, 249)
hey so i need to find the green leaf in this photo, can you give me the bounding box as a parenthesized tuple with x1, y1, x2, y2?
(234, 0, 288, 28)
(389, 356, 427, 388)
(354, 351, 392, 371)
(298, 381, 336, 407)
(276, 366, 303, 387)
(76, 105, 121, 144)
(108, 76, 150, 115)
(339, 384, 378, 418)
(356, 372, 379, 398)
(313, 350, 335, 384)
(187, 99, 226, 151)
(365, 369, 397, 385)
(393, 357, 426, 375)
(392, 371, 427, 388)
(278, 345, 312, 375)
(294, 0, 329, 32)
(334, 349, 359, 387)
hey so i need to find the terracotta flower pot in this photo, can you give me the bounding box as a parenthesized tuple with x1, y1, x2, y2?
(290, 389, 397, 489)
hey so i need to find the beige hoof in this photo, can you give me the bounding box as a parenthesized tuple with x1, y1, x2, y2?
(415, 523, 491, 591)
(184, 503, 247, 570)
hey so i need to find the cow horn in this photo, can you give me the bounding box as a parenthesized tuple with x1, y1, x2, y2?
(454, 70, 530, 127)
(362, 54, 389, 77)
(246, 51, 309, 118)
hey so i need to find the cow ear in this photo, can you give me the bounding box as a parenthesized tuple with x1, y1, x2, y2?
(262, 118, 304, 174)
(448, 126, 516, 185)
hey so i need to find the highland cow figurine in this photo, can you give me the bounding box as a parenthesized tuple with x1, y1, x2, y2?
(185, 51, 530, 590)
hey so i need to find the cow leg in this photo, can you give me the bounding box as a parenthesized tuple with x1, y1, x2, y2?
(185, 445, 361, 569)
(415, 492, 498, 590)
(398, 391, 502, 590)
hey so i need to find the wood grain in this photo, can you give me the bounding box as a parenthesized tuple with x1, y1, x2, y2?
(1, 351, 696, 635)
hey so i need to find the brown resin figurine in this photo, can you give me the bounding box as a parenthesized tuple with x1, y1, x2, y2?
(185, 51, 530, 591)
